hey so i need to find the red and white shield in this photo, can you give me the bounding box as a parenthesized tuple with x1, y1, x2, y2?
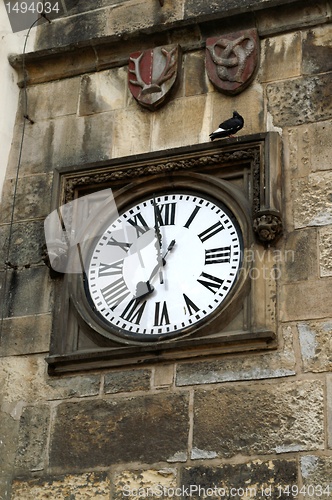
(128, 44, 181, 110)
(206, 29, 259, 95)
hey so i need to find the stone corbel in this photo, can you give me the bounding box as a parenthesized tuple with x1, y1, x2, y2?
(253, 210, 283, 243)
(252, 132, 283, 244)
(42, 241, 67, 278)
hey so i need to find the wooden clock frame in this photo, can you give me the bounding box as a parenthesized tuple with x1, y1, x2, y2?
(46, 133, 282, 373)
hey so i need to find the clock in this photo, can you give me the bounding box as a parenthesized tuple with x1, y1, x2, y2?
(84, 189, 244, 341)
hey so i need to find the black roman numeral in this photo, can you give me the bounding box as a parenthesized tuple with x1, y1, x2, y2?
(101, 277, 130, 310)
(184, 206, 201, 228)
(120, 298, 147, 324)
(98, 260, 123, 277)
(154, 301, 170, 326)
(107, 237, 132, 252)
(183, 294, 200, 316)
(197, 272, 224, 293)
(204, 246, 231, 264)
(154, 202, 176, 226)
(127, 213, 150, 237)
(198, 221, 224, 242)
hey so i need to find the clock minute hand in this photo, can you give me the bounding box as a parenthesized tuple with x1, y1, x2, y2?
(153, 195, 164, 285)
(134, 240, 176, 299)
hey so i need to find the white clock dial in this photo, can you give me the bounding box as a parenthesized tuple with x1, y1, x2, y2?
(87, 193, 243, 338)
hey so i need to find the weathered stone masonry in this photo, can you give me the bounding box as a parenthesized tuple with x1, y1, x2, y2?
(1, 0, 332, 498)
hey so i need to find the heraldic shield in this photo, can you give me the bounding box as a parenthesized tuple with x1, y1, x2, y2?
(206, 29, 259, 95)
(128, 44, 181, 110)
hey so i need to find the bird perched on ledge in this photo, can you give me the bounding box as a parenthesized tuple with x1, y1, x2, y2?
(209, 111, 244, 141)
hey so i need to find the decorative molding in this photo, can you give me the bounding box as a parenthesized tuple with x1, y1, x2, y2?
(253, 211, 283, 243)
(62, 148, 260, 203)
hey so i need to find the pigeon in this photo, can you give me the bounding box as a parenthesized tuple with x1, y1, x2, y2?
(209, 111, 244, 141)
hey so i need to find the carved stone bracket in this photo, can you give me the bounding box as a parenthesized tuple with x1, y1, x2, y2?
(42, 242, 68, 278)
(253, 210, 283, 244)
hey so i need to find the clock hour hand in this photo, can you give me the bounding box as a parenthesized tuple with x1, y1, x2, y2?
(134, 240, 176, 299)
(162, 238, 176, 259)
(134, 280, 155, 299)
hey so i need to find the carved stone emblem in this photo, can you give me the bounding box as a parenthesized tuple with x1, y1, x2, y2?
(128, 44, 181, 110)
(206, 29, 259, 95)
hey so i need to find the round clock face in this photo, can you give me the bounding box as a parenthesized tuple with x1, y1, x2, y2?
(87, 192, 243, 339)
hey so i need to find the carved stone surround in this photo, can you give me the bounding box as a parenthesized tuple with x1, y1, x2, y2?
(46, 133, 282, 373)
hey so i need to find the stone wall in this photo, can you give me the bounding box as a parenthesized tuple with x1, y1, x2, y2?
(1, 0, 332, 498)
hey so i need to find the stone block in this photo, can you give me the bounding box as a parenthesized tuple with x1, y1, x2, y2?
(184, 0, 300, 23)
(209, 81, 264, 137)
(78, 67, 127, 116)
(0, 409, 20, 480)
(5, 221, 45, 269)
(1, 314, 51, 356)
(303, 25, 332, 75)
(104, 368, 151, 394)
(280, 278, 332, 322)
(26, 77, 80, 121)
(0, 224, 10, 270)
(11, 472, 111, 500)
(260, 32, 302, 83)
(14, 405, 50, 474)
(151, 94, 208, 151)
(310, 120, 332, 171)
(282, 228, 318, 282)
(184, 51, 210, 97)
(4, 267, 53, 318)
(292, 172, 332, 228)
(176, 325, 296, 386)
(0, 174, 53, 224)
(193, 380, 324, 458)
(267, 73, 332, 127)
(283, 125, 311, 180)
(258, 2, 331, 37)
(47, 374, 101, 400)
(181, 459, 297, 500)
(298, 320, 332, 373)
(52, 112, 117, 168)
(301, 455, 332, 489)
(111, 106, 153, 157)
(64, 0, 121, 15)
(108, 0, 184, 39)
(35, 9, 108, 52)
(153, 364, 175, 388)
(6, 119, 55, 178)
(113, 468, 177, 499)
(36, 0, 184, 52)
(49, 393, 189, 469)
(319, 226, 332, 276)
(0, 355, 101, 404)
